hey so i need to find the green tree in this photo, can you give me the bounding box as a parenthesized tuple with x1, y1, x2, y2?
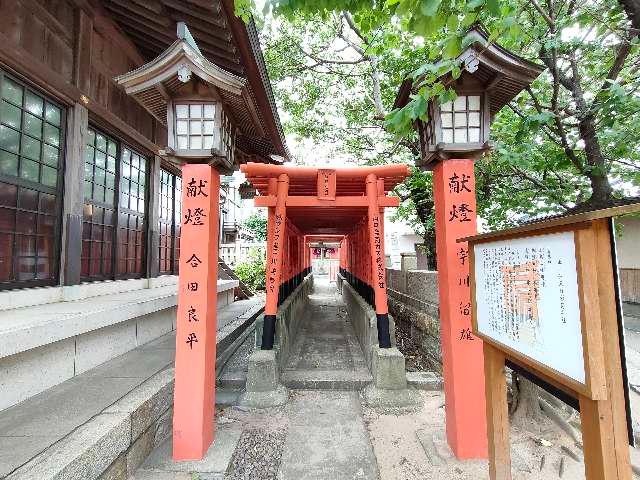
(234, 248, 267, 291)
(242, 212, 268, 241)
(241, 0, 639, 237)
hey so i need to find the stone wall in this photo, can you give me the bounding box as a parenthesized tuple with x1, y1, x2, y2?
(338, 273, 397, 372)
(6, 368, 174, 480)
(385, 269, 442, 373)
(255, 274, 314, 370)
(0, 278, 238, 411)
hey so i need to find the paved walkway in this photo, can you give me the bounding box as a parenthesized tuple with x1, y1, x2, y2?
(0, 297, 262, 479)
(281, 278, 372, 389)
(134, 278, 380, 480)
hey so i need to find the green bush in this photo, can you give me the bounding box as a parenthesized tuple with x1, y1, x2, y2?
(234, 248, 266, 291)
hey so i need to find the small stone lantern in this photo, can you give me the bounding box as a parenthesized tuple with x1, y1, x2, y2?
(396, 26, 544, 169)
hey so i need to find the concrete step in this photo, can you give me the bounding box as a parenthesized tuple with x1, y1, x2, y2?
(215, 388, 243, 407)
(1, 298, 264, 480)
(281, 369, 372, 390)
(217, 370, 247, 389)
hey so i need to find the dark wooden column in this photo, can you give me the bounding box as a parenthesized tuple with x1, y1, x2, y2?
(61, 103, 88, 285)
(61, 8, 92, 286)
(146, 155, 161, 278)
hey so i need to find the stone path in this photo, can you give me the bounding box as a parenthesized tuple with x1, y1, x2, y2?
(281, 278, 372, 390)
(133, 278, 381, 480)
(278, 391, 378, 480)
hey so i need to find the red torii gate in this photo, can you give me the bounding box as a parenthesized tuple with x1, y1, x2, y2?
(241, 163, 409, 351)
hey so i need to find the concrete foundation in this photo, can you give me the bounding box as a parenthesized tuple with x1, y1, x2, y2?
(362, 346, 422, 409)
(0, 277, 238, 411)
(240, 350, 288, 409)
(339, 274, 396, 371)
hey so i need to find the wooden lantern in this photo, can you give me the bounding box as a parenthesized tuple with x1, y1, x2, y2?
(114, 22, 249, 172)
(396, 26, 545, 169)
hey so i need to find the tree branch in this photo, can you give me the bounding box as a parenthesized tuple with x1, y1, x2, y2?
(527, 0, 555, 28)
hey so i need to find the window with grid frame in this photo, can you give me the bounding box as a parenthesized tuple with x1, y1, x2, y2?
(158, 168, 182, 275)
(117, 147, 147, 277)
(440, 95, 482, 144)
(175, 103, 216, 150)
(82, 126, 148, 281)
(0, 72, 64, 289)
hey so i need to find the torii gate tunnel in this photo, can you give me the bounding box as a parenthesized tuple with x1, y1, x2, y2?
(241, 162, 410, 350)
(172, 160, 487, 461)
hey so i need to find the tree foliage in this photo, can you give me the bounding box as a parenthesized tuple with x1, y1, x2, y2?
(243, 0, 639, 238)
(234, 248, 267, 291)
(242, 212, 268, 242)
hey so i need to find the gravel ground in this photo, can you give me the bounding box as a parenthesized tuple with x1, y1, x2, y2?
(222, 406, 289, 480)
(394, 317, 431, 372)
(224, 426, 287, 480)
(362, 390, 595, 480)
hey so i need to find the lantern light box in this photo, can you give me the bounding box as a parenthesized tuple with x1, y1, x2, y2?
(397, 26, 545, 170)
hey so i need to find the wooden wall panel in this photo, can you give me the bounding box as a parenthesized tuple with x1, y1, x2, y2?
(89, 25, 160, 149)
(0, 0, 75, 83)
(0, 0, 164, 152)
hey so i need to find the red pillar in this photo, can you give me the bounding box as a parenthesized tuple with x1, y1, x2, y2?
(173, 164, 220, 460)
(433, 159, 487, 459)
(263, 174, 289, 349)
(366, 174, 391, 347)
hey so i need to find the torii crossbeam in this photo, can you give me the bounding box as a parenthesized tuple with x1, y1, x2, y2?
(241, 162, 410, 350)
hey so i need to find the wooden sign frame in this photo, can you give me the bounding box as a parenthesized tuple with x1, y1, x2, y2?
(462, 203, 640, 480)
(469, 224, 607, 401)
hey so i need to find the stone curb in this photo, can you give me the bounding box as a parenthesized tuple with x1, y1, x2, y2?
(406, 371, 443, 391)
(6, 413, 132, 480)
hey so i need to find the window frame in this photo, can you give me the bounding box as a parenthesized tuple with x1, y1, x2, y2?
(81, 124, 149, 282)
(0, 70, 66, 291)
(158, 166, 182, 275)
(439, 94, 483, 145)
(173, 101, 217, 152)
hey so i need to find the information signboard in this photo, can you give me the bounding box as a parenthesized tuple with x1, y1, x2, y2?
(474, 231, 585, 384)
(464, 203, 640, 480)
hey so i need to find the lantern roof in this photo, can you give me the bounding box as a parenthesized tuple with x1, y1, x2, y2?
(394, 26, 545, 116)
(114, 30, 247, 98)
(105, 0, 289, 163)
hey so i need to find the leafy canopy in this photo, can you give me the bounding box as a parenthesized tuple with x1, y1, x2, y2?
(241, 0, 639, 235)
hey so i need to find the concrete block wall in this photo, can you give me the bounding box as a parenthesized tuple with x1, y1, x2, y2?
(0, 308, 177, 412)
(339, 274, 396, 372)
(255, 274, 314, 371)
(385, 268, 442, 373)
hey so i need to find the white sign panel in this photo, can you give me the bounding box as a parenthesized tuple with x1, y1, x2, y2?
(474, 231, 585, 384)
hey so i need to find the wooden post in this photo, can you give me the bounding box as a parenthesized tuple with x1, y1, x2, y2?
(433, 159, 487, 458)
(579, 219, 632, 480)
(62, 103, 88, 285)
(366, 173, 391, 348)
(483, 343, 511, 480)
(263, 174, 289, 350)
(173, 164, 220, 460)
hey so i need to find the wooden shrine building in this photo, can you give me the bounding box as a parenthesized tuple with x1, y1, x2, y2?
(0, 0, 287, 422)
